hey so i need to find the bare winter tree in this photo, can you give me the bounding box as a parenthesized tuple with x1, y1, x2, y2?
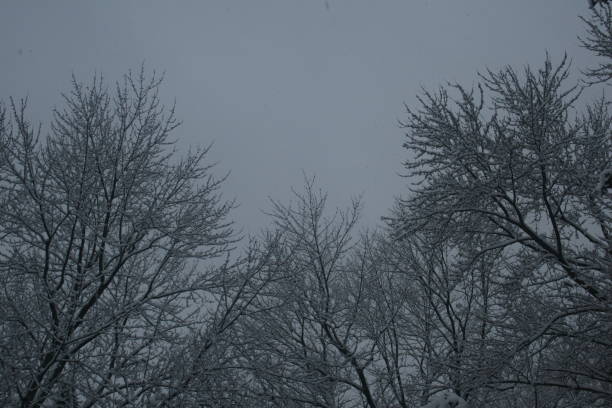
(236, 178, 386, 408)
(390, 55, 612, 404)
(0, 69, 254, 408)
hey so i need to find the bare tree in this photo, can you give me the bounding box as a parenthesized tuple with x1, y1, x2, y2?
(0, 69, 244, 407)
(390, 55, 612, 403)
(237, 178, 386, 408)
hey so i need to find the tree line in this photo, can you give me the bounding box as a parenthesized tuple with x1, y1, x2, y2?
(0, 4, 610, 408)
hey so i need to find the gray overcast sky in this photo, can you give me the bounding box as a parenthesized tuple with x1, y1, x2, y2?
(0, 0, 600, 235)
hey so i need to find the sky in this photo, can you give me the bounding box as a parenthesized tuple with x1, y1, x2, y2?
(0, 0, 602, 236)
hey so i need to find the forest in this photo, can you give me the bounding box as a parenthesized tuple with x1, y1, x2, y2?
(0, 3, 610, 408)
